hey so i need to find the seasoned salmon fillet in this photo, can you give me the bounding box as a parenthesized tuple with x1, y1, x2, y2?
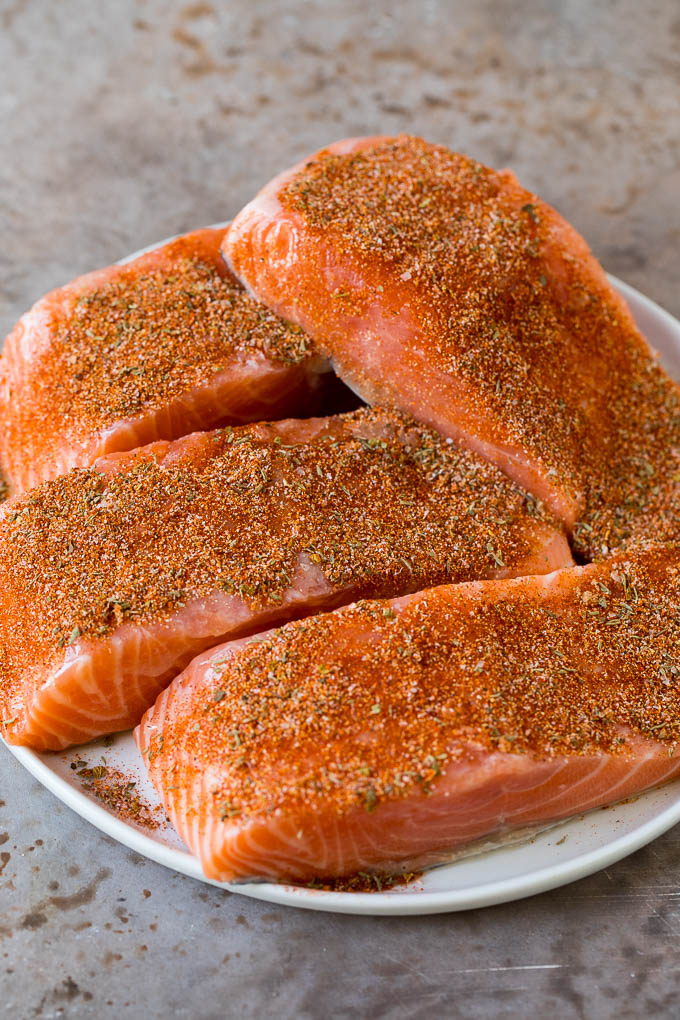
(0, 408, 569, 751)
(137, 544, 680, 883)
(224, 135, 680, 559)
(0, 226, 327, 495)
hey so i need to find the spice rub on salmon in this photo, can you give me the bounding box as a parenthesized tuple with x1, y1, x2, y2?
(0, 226, 327, 496)
(0, 407, 570, 751)
(224, 135, 680, 559)
(137, 544, 680, 883)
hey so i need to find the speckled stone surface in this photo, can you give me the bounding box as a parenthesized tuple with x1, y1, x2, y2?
(1, 1, 680, 1016)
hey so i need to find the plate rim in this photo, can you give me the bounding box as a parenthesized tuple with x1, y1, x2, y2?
(3, 244, 680, 916)
(7, 737, 680, 916)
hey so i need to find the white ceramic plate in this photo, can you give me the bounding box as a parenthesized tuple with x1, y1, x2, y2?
(4, 252, 680, 915)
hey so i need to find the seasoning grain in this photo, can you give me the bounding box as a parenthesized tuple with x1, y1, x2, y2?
(0, 227, 320, 492)
(72, 757, 163, 829)
(56, 250, 312, 428)
(144, 543, 680, 823)
(0, 407, 562, 735)
(279, 136, 680, 558)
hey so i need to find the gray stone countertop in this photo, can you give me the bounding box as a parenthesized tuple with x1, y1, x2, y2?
(1, 1, 679, 1016)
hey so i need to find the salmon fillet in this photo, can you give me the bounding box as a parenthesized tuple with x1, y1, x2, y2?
(224, 135, 680, 559)
(136, 543, 680, 883)
(0, 408, 569, 751)
(0, 226, 327, 496)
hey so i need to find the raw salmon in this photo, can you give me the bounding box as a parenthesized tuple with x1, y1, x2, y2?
(0, 226, 327, 496)
(137, 543, 680, 883)
(0, 408, 569, 751)
(224, 135, 680, 559)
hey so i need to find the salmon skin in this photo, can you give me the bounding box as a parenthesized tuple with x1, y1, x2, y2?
(0, 408, 569, 751)
(224, 135, 680, 559)
(0, 226, 327, 496)
(137, 543, 680, 883)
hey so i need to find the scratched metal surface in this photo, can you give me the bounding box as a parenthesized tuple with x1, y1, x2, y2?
(1, 1, 680, 1016)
